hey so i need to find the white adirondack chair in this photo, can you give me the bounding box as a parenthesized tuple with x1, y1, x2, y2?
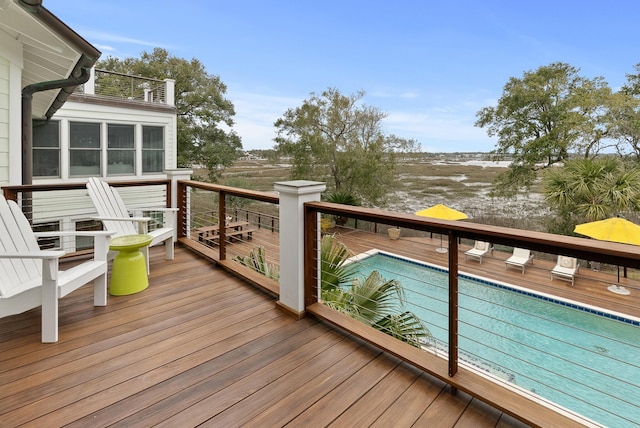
(86, 177, 176, 272)
(0, 196, 112, 343)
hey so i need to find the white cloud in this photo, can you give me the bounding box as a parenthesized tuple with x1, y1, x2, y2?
(228, 90, 303, 150)
(385, 109, 494, 152)
(80, 29, 165, 48)
(93, 44, 116, 53)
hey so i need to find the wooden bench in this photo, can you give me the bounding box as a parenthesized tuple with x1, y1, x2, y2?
(194, 222, 258, 246)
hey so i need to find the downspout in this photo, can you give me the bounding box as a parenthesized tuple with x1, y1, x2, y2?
(21, 65, 92, 185)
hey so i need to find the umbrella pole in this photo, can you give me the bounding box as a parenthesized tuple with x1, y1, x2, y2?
(608, 265, 631, 295)
(435, 233, 447, 253)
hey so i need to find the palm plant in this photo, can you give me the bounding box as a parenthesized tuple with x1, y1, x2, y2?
(238, 235, 431, 347)
(320, 234, 431, 348)
(325, 192, 360, 226)
(543, 157, 640, 233)
(233, 246, 279, 281)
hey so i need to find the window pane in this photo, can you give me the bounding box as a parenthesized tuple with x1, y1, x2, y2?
(76, 220, 102, 251)
(70, 150, 101, 176)
(143, 126, 164, 149)
(108, 150, 135, 175)
(34, 150, 60, 177)
(70, 122, 101, 176)
(33, 121, 60, 177)
(33, 121, 60, 147)
(33, 221, 60, 250)
(142, 126, 164, 173)
(108, 124, 134, 148)
(143, 150, 163, 173)
(70, 122, 100, 148)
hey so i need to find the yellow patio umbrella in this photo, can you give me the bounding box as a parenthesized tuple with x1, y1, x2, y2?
(574, 217, 640, 293)
(574, 217, 640, 246)
(415, 204, 468, 253)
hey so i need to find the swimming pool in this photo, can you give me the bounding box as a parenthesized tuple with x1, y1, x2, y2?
(349, 250, 640, 428)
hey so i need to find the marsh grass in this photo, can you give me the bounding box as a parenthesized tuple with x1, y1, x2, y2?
(218, 156, 549, 230)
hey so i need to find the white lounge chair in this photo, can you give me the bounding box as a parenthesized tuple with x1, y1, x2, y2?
(0, 196, 112, 342)
(86, 177, 176, 273)
(550, 256, 579, 286)
(464, 241, 493, 264)
(505, 248, 534, 273)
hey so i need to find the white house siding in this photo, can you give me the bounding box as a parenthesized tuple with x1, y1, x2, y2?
(31, 184, 169, 252)
(0, 30, 24, 186)
(0, 56, 9, 184)
(32, 186, 168, 223)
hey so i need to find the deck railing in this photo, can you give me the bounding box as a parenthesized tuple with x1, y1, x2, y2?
(176, 180, 280, 296)
(76, 68, 172, 105)
(303, 201, 640, 427)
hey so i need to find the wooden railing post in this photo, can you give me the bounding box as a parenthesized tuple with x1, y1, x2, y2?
(177, 181, 187, 238)
(304, 205, 319, 308)
(274, 180, 326, 317)
(448, 230, 459, 378)
(219, 191, 227, 260)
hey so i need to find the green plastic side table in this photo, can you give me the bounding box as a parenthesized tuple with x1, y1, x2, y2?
(109, 234, 153, 296)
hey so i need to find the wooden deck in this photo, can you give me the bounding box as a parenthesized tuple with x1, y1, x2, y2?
(0, 245, 531, 427)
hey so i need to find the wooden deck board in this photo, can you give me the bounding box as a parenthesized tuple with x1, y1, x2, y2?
(0, 243, 595, 427)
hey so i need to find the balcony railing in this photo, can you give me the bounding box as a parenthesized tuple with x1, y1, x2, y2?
(176, 180, 280, 296)
(3, 178, 639, 426)
(75, 68, 174, 106)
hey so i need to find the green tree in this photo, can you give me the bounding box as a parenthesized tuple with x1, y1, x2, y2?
(97, 48, 242, 181)
(613, 64, 640, 160)
(475, 62, 616, 196)
(274, 88, 419, 206)
(543, 157, 640, 233)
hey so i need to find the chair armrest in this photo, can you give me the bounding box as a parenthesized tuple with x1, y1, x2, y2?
(0, 250, 64, 260)
(137, 207, 179, 212)
(33, 230, 115, 238)
(93, 215, 152, 223)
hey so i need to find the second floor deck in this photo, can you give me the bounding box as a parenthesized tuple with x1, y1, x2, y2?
(0, 245, 529, 427)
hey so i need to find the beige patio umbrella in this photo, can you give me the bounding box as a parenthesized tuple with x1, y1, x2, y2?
(574, 217, 640, 294)
(415, 204, 468, 253)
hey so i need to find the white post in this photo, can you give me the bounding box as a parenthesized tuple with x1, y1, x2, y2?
(274, 180, 326, 317)
(164, 78, 175, 106)
(164, 168, 192, 239)
(84, 67, 95, 95)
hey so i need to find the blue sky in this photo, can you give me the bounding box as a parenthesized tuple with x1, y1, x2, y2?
(50, 1, 640, 152)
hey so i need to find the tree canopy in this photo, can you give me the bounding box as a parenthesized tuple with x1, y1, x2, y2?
(475, 62, 635, 196)
(97, 48, 242, 181)
(273, 88, 419, 206)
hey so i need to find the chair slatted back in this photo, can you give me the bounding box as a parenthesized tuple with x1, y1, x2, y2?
(87, 177, 137, 238)
(512, 248, 531, 259)
(475, 241, 489, 251)
(0, 197, 42, 297)
(557, 255, 577, 269)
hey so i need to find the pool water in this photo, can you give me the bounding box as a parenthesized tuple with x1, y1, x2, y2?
(352, 251, 640, 428)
